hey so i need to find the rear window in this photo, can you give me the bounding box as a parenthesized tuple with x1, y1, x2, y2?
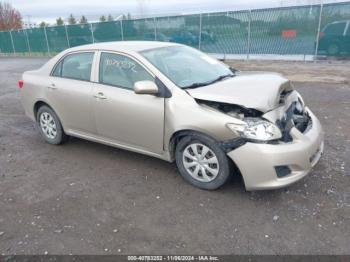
(323, 22, 346, 35)
(52, 52, 94, 81)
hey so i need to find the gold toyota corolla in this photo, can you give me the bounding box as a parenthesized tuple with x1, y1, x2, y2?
(19, 41, 324, 191)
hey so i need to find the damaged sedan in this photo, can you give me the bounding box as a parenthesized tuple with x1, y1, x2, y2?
(19, 41, 324, 191)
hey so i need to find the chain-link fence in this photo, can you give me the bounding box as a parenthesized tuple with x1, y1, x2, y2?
(0, 1, 349, 59)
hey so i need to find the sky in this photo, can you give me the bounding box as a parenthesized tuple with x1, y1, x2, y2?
(8, 0, 345, 25)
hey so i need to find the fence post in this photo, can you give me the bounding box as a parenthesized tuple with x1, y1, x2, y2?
(64, 25, 70, 47)
(120, 20, 124, 41)
(24, 29, 31, 55)
(314, 1, 323, 61)
(90, 23, 95, 43)
(154, 17, 157, 40)
(198, 13, 202, 50)
(43, 26, 51, 56)
(246, 9, 252, 61)
(9, 30, 16, 55)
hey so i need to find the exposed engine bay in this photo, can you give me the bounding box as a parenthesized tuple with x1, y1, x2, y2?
(197, 97, 312, 143)
(196, 99, 263, 119)
(276, 100, 312, 142)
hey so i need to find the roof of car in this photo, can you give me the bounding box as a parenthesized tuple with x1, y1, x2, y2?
(328, 20, 350, 24)
(68, 41, 179, 53)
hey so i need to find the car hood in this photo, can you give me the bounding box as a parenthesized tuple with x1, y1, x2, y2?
(186, 72, 293, 112)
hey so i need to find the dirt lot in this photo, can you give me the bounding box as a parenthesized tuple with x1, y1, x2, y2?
(228, 60, 350, 84)
(0, 58, 349, 255)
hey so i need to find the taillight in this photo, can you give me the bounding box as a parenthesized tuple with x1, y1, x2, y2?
(18, 80, 23, 89)
(319, 31, 325, 39)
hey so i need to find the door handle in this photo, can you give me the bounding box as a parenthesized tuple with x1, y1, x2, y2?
(47, 83, 57, 90)
(94, 92, 107, 99)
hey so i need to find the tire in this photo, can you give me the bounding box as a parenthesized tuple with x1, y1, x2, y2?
(327, 43, 340, 56)
(36, 105, 68, 145)
(175, 133, 231, 190)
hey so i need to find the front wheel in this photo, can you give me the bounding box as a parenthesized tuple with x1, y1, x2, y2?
(175, 133, 231, 190)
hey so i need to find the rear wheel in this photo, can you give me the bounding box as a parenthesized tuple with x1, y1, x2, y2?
(327, 43, 340, 56)
(36, 106, 68, 145)
(175, 133, 231, 190)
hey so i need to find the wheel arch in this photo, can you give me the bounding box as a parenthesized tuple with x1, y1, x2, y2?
(168, 129, 220, 157)
(33, 100, 51, 120)
(33, 100, 66, 131)
(168, 129, 243, 178)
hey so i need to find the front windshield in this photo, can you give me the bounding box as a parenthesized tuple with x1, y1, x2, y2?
(140, 45, 233, 89)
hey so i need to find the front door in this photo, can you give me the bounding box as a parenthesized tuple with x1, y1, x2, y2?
(92, 52, 165, 155)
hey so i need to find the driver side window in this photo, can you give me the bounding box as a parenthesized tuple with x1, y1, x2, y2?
(99, 52, 154, 90)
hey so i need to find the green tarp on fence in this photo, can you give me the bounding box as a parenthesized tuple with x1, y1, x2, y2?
(0, 2, 349, 57)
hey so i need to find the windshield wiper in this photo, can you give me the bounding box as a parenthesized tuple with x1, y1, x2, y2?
(182, 73, 234, 89)
(208, 73, 234, 85)
(182, 82, 210, 89)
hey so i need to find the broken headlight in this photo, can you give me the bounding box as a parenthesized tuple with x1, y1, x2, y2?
(227, 117, 282, 141)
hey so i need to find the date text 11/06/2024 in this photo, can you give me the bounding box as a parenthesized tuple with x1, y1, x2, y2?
(127, 255, 219, 261)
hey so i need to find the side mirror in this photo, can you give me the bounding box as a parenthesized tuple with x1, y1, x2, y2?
(133, 81, 159, 95)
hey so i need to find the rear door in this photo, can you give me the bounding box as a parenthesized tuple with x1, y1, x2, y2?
(92, 51, 165, 154)
(48, 51, 97, 134)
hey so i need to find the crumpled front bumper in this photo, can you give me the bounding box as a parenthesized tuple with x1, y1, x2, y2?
(227, 107, 324, 191)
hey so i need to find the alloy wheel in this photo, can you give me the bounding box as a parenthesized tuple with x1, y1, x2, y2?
(39, 112, 57, 139)
(182, 143, 219, 182)
(328, 44, 339, 56)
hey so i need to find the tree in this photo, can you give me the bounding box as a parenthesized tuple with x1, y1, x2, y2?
(56, 17, 64, 25)
(99, 15, 106, 22)
(39, 21, 48, 28)
(79, 15, 88, 24)
(0, 2, 22, 30)
(68, 14, 76, 25)
(137, 0, 147, 18)
(107, 14, 113, 21)
(122, 13, 132, 21)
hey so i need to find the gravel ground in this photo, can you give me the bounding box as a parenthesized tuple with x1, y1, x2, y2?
(227, 60, 350, 84)
(0, 58, 349, 255)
